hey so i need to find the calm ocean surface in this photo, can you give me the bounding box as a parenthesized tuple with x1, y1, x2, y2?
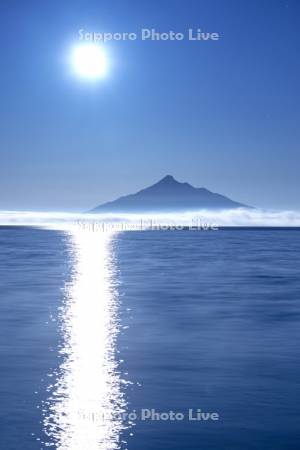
(0, 227, 300, 449)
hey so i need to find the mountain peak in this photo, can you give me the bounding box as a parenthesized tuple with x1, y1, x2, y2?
(158, 175, 177, 183)
(90, 176, 251, 213)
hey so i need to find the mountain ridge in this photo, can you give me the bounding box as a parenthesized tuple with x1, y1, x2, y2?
(90, 175, 251, 213)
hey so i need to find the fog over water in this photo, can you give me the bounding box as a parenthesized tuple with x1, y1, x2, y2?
(1, 208, 300, 228)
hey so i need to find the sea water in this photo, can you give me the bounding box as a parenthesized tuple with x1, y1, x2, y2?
(0, 227, 300, 449)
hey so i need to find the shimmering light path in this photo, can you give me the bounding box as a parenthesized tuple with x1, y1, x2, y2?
(43, 230, 126, 449)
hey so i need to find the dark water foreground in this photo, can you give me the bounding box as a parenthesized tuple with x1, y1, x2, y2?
(0, 227, 300, 449)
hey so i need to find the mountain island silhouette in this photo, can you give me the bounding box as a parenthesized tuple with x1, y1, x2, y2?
(90, 175, 250, 213)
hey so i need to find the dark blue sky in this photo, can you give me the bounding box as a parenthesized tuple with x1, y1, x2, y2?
(0, 0, 299, 210)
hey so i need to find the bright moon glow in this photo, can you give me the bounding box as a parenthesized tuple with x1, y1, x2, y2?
(71, 44, 108, 79)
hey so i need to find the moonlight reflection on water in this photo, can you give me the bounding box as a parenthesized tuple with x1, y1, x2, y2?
(43, 230, 127, 450)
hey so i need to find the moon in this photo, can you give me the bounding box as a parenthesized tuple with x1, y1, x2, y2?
(71, 44, 108, 80)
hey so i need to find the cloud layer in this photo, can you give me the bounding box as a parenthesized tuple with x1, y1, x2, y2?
(1, 208, 300, 228)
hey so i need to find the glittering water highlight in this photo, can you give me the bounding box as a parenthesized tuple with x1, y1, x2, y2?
(43, 230, 127, 449)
